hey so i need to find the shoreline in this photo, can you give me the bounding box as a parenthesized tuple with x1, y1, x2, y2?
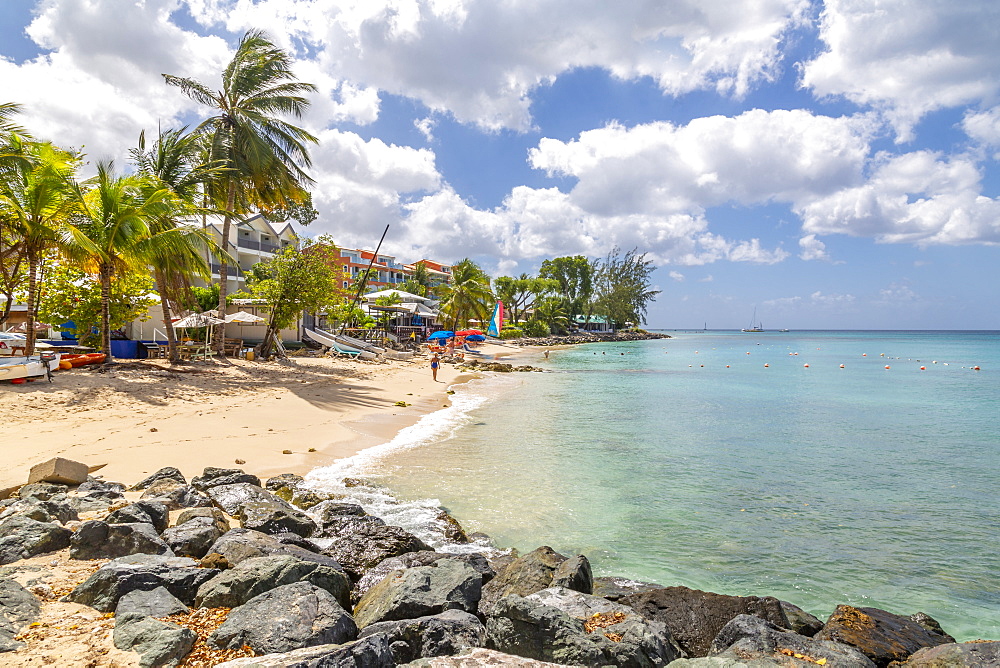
(0, 354, 480, 494)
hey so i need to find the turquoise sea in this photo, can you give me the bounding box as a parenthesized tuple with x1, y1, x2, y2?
(307, 330, 999, 642)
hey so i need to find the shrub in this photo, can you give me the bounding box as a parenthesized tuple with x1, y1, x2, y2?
(499, 327, 523, 340)
(521, 320, 549, 337)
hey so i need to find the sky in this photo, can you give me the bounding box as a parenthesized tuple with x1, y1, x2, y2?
(2, 0, 999, 330)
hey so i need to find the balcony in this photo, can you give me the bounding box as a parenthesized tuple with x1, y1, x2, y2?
(210, 263, 245, 277)
(235, 238, 281, 254)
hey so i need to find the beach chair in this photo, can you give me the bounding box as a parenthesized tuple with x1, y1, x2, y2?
(328, 342, 362, 358)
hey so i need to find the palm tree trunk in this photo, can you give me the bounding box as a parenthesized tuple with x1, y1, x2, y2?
(99, 262, 113, 361)
(214, 181, 236, 356)
(154, 269, 179, 362)
(24, 247, 39, 357)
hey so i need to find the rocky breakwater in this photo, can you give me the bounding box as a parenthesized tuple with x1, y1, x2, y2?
(515, 330, 671, 347)
(0, 457, 995, 667)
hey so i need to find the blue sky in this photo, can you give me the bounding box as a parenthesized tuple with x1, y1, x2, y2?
(2, 0, 998, 329)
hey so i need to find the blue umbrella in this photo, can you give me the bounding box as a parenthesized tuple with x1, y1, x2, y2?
(465, 334, 486, 341)
(427, 330, 454, 340)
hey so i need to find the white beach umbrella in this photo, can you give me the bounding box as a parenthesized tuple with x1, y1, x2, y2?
(225, 310, 265, 324)
(172, 313, 224, 328)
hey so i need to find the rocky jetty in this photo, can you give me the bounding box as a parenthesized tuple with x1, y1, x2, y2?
(0, 457, 994, 667)
(513, 330, 671, 347)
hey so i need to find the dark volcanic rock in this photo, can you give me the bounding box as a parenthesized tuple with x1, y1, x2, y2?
(78, 478, 127, 495)
(352, 551, 495, 604)
(113, 616, 196, 668)
(69, 521, 172, 560)
(65, 491, 123, 514)
(66, 554, 219, 612)
(902, 641, 1000, 667)
(265, 473, 304, 492)
(314, 514, 386, 540)
(208, 582, 357, 655)
(209, 634, 393, 667)
(0, 578, 41, 652)
(16, 482, 69, 502)
(289, 487, 340, 510)
(191, 467, 261, 491)
(115, 586, 188, 622)
(161, 518, 226, 559)
(781, 600, 824, 637)
(196, 554, 350, 610)
(816, 605, 956, 666)
(129, 467, 187, 491)
(592, 576, 663, 601)
(238, 500, 317, 537)
(310, 500, 367, 525)
(358, 609, 485, 664)
(620, 585, 790, 658)
(485, 590, 681, 667)
(479, 546, 589, 614)
(321, 522, 431, 581)
(0, 515, 72, 565)
(176, 507, 230, 533)
(105, 501, 169, 533)
(550, 554, 592, 593)
(205, 483, 286, 516)
(0, 498, 78, 525)
(140, 482, 211, 511)
(710, 613, 875, 667)
(353, 559, 482, 629)
(207, 528, 344, 569)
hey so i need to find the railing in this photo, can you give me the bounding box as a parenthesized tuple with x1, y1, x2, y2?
(210, 263, 245, 277)
(261, 243, 281, 254)
(236, 238, 260, 251)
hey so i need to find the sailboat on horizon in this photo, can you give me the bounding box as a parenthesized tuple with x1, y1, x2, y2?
(741, 308, 764, 332)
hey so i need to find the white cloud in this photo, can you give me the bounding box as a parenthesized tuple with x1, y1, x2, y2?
(797, 151, 1000, 246)
(798, 234, 829, 261)
(698, 275, 714, 282)
(2, 0, 230, 160)
(800, 0, 1000, 140)
(414, 117, 437, 142)
(669, 271, 685, 281)
(189, 0, 810, 131)
(530, 110, 875, 216)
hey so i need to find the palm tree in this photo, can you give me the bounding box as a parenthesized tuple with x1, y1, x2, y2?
(132, 127, 222, 361)
(439, 259, 493, 330)
(0, 141, 79, 355)
(163, 30, 317, 354)
(67, 161, 204, 360)
(0, 103, 32, 175)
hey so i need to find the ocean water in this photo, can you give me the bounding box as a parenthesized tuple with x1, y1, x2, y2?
(307, 330, 1000, 641)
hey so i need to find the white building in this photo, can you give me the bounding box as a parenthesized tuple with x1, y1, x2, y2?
(202, 214, 298, 294)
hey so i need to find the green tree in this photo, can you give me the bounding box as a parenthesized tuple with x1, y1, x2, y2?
(438, 258, 493, 330)
(592, 247, 661, 329)
(132, 127, 220, 361)
(0, 102, 32, 176)
(531, 296, 570, 335)
(539, 255, 595, 320)
(37, 263, 157, 348)
(191, 284, 220, 313)
(0, 140, 80, 355)
(164, 29, 318, 355)
(244, 237, 345, 359)
(68, 161, 204, 360)
(401, 262, 432, 297)
(261, 191, 319, 227)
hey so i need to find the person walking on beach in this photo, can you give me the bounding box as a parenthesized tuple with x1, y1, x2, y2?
(430, 353, 441, 381)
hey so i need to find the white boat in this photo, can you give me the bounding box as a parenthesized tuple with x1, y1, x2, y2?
(334, 332, 386, 354)
(741, 308, 764, 332)
(0, 353, 62, 382)
(304, 328, 378, 361)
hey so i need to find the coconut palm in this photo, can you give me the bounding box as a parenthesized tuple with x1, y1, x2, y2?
(439, 258, 494, 330)
(0, 141, 79, 355)
(67, 161, 208, 360)
(0, 103, 32, 175)
(132, 127, 223, 361)
(163, 29, 317, 354)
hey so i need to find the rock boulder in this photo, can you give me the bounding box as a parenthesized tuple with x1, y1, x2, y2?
(620, 585, 790, 658)
(815, 605, 956, 666)
(208, 582, 357, 655)
(0, 515, 72, 565)
(196, 554, 350, 610)
(69, 521, 172, 560)
(66, 554, 219, 612)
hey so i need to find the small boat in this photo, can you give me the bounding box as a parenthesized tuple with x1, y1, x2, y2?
(0, 353, 62, 382)
(741, 308, 764, 332)
(59, 353, 106, 367)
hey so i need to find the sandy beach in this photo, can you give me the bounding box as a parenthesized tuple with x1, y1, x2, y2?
(1, 352, 477, 493)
